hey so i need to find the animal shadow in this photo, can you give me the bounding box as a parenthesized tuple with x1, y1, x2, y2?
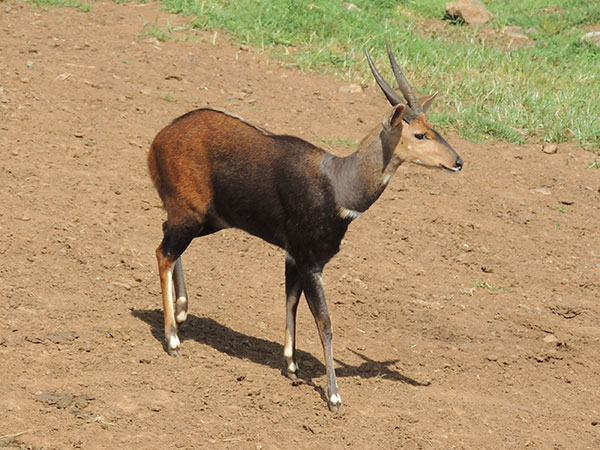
(132, 309, 429, 388)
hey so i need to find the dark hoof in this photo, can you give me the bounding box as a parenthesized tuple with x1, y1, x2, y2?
(168, 348, 182, 359)
(327, 393, 342, 414)
(328, 401, 343, 414)
(284, 368, 299, 380)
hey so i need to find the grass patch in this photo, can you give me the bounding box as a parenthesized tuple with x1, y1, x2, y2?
(556, 203, 568, 214)
(152, 0, 599, 149)
(587, 159, 600, 169)
(28, 0, 91, 11)
(473, 279, 510, 293)
(138, 18, 192, 42)
(316, 136, 359, 148)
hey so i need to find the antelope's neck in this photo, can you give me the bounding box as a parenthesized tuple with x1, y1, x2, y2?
(322, 127, 402, 215)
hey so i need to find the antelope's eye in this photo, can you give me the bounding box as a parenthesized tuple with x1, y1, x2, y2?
(414, 133, 426, 140)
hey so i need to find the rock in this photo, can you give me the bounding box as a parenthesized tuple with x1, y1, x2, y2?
(111, 281, 131, 290)
(25, 335, 43, 344)
(541, 143, 558, 154)
(445, 0, 493, 25)
(581, 31, 600, 47)
(531, 188, 551, 195)
(543, 334, 558, 343)
(72, 409, 97, 421)
(549, 304, 580, 318)
(46, 331, 79, 344)
(35, 392, 74, 409)
(339, 83, 362, 94)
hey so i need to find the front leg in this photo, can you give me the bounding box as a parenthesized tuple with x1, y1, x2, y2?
(283, 254, 302, 379)
(300, 267, 342, 413)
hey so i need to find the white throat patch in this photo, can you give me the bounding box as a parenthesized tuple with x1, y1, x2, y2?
(338, 207, 362, 221)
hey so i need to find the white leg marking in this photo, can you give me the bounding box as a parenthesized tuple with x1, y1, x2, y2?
(330, 393, 342, 405)
(287, 360, 297, 373)
(284, 327, 294, 359)
(175, 299, 188, 323)
(173, 258, 188, 323)
(168, 333, 180, 350)
(165, 263, 181, 350)
(284, 285, 300, 370)
(284, 296, 297, 358)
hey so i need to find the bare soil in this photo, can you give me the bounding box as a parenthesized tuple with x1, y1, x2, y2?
(1, 2, 599, 449)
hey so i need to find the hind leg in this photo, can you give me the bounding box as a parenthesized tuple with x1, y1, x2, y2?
(156, 222, 197, 357)
(173, 257, 188, 323)
(172, 220, 223, 324)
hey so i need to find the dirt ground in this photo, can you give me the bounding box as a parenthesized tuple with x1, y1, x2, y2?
(1, 1, 599, 449)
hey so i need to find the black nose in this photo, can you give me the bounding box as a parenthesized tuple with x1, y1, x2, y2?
(455, 157, 463, 171)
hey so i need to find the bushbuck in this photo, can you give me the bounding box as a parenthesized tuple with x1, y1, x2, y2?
(147, 42, 463, 413)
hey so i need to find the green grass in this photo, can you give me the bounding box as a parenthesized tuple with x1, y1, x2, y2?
(556, 203, 568, 214)
(587, 159, 600, 169)
(152, 0, 599, 149)
(138, 17, 192, 42)
(316, 136, 360, 148)
(28, 0, 90, 11)
(24, 0, 599, 148)
(473, 279, 510, 293)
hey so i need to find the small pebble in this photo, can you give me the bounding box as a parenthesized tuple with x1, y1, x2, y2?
(541, 143, 557, 154)
(531, 188, 552, 195)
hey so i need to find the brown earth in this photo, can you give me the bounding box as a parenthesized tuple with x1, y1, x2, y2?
(1, 1, 599, 449)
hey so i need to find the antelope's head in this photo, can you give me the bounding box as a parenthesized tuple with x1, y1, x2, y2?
(366, 43, 463, 173)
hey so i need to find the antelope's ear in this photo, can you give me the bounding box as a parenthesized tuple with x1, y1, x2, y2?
(383, 104, 405, 132)
(419, 92, 438, 112)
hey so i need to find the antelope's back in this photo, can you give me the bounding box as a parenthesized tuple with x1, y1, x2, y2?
(148, 109, 336, 246)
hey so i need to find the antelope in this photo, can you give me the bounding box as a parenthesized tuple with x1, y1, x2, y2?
(147, 42, 462, 413)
